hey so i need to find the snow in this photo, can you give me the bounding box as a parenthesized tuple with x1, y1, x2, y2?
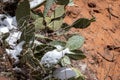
(53, 67, 76, 80)
(12, 16, 17, 27)
(0, 27, 9, 33)
(13, 66, 22, 72)
(0, 15, 17, 30)
(29, 0, 45, 9)
(34, 40, 42, 45)
(0, 14, 23, 62)
(41, 48, 71, 68)
(6, 41, 25, 62)
(6, 31, 22, 47)
(54, 45, 64, 51)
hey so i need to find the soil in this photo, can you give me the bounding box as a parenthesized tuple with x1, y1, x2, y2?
(65, 0, 120, 80)
(0, 0, 120, 80)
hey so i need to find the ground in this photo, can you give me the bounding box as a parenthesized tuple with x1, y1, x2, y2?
(0, 0, 120, 80)
(65, 0, 120, 80)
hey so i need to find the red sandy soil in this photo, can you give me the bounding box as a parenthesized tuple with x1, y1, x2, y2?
(65, 0, 120, 80)
(0, 77, 10, 80)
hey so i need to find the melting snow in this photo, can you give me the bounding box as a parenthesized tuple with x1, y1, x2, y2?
(6, 41, 25, 62)
(0, 14, 23, 62)
(41, 47, 71, 68)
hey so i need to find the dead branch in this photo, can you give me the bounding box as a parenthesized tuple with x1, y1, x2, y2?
(97, 52, 115, 62)
(107, 5, 119, 20)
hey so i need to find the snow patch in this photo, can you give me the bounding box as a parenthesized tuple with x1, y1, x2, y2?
(0, 14, 24, 62)
(6, 31, 22, 47)
(29, 0, 45, 9)
(53, 67, 76, 80)
(41, 48, 71, 68)
(6, 41, 25, 62)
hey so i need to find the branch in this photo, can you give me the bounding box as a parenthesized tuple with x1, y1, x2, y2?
(97, 52, 115, 62)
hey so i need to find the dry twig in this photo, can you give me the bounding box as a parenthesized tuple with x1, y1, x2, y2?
(107, 4, 119, 20)
(97, 52, 115, 62)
